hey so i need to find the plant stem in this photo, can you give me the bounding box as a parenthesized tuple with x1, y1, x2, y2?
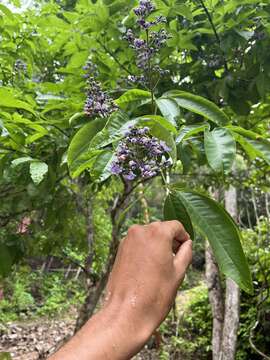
(97, 39, 133, 76)
(146, 29, 155, 113)
(198, 0, 228, 73)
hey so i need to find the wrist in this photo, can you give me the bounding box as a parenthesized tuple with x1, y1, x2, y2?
(95, 300, 153, 359)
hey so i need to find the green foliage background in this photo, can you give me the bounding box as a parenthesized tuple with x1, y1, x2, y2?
(0, 0, 269, 358)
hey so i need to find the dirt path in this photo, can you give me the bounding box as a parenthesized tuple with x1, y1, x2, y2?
(0, 286, 200, 360)
(0, 316, 158, 360)
(0, 317, 75, 359)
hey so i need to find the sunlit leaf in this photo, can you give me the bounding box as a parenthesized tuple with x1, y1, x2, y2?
(30, 161, 48, 184)
(165, 90, 229, 125)
(115, 89, 152, 110)
(156, 97, 180, 126)
(204, 128, 236, 173)
(176, 123, 209, 144)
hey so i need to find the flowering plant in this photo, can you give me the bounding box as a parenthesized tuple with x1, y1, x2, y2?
(67, 0, 254, 295)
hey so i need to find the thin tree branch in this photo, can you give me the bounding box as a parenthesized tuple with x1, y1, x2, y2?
(60, 251, 93, 279)
(97, 39, 133, 76)
(249, 321, 270, 360)
(198, 0, 229, 73)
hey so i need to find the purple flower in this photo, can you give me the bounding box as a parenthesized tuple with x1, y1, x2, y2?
(138, 127, 149, 135)
(111, 162, 122, 174)
(160, 140, 171, 152)
(123, 0, 170, 87)
(123, 171, 136, 181)
(124, 29, 134, 42)
(14, 59, 27, 74)
(134, 38, 146, 48)
(134, 0, 155, 17)
(110, 126, 172, 181)
(83, 59, 118, 118)
(155, 16, 167, 24)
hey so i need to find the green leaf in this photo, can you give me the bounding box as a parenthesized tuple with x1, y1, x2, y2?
(204, 128, 236, 173)
(69, 112, 85, 126)
(11, 156, 33, 167)
(115, 89, 152, 110)
(165, 90, 229, 126)
(226, 126, 262, 140)
(67, 117, 108, 178)
(140, 115, 177, 134)
(163, 192, 194, 240)
(176, 123, 209, 144)
(67, 118, 107, 176)
(246, 139, 270, 164)
(30, 161, 48, 184)
(90, 150, 114, 182)
(70, 150, 104, 178)
(169, 4, 193, 20)
(232, 133, 270, 164)
(177, 143, 193, 173)
(0, 89, 36, 115)
(171, 188, 253, 294)
(0, 4, 15, 20)
(104, 111, 131, 138)
(155, 97, 180, 126)
(25, 132, 47, 144)
(90, 111, 133, 149)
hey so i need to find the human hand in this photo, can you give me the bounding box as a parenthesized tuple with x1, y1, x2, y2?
(104, 221, 192, 340)
(50, 220, 192, 360)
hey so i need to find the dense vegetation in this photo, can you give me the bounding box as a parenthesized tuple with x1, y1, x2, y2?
(0, 0, 269, 359)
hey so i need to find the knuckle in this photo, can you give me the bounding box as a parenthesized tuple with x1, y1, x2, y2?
(148, 221, 162, 234)
(127, 224, 142, 236)
(171, 220, 184, 229)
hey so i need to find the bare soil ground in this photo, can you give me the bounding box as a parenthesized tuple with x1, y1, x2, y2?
(0, 317, 75, 359)
(0, 316, 158, 359)
(0, 289, 197, 359)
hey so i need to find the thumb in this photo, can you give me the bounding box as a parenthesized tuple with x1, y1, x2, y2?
(173, 239, 193, 280)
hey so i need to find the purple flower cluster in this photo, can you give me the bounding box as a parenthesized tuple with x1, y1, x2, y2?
(14, 59, 27, 74)
(110, 126, 171, 181)
(83, 60, 117, 118)
(123, 0, 170, 86)
(133, 0, 166, 29)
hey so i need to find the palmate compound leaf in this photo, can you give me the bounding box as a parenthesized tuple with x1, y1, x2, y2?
(163, 189, 253, 294)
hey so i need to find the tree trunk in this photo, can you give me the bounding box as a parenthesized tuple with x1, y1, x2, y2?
(220, 185, 240, 360)
(207, 186, 241, 360)
(75, 197, 95, 330)
(74, 231, 119, 331)
(205, 242, 224, 360)
(205, 189, 224, 360)
(75, 182, 132, 332)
